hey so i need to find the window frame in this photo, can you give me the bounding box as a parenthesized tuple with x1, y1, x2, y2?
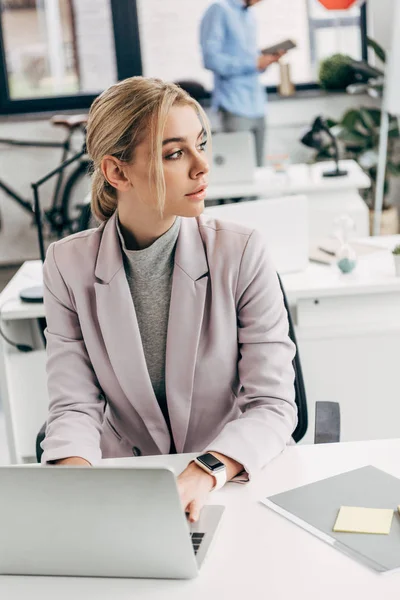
(0, 0, 367, 115)
(0, 0, 143, 114)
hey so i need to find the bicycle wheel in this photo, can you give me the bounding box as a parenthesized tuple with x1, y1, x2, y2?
(61, 160, 98, 233)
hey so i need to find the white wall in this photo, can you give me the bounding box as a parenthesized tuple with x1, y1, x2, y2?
(0, 0, 395, 265)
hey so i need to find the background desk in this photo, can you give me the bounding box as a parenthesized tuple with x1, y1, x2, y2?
(1, 235, 400, 462)
(282, 234, 400, 443)
(1, 439, 400, 599)
(206, 159, 371, 243)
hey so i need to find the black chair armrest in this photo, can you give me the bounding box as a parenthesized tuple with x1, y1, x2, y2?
(314, 401, 340, 444)
(36, 422, 46, 463)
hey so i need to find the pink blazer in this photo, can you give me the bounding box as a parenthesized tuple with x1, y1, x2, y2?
(41, 211, 297, 476)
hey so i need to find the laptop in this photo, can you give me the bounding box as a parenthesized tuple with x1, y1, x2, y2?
(0, 465, 224, 579)
(208, 130, 257, 185)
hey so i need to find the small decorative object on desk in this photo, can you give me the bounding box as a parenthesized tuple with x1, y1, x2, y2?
(334, 214, 357, 274)
(278, 60, 295, 97)
(392, 244, 400, 276)
(267, 153, 290, 173)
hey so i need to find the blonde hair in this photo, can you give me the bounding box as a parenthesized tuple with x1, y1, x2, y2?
(85, 76, 211, 222)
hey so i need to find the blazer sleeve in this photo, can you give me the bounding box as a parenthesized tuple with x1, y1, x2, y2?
(40, 242, 105, 465)
(207, 229, 297, 479)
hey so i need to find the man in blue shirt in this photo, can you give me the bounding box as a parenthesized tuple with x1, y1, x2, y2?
(200, 0, 282, 166)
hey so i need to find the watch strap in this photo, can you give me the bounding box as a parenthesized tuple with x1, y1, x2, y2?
(194, 456, 227, 491)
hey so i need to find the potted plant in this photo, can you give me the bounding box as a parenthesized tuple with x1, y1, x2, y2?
(336, 106, 400, 234)
(318, 53, 360, 91)
(306, 39, 400, 235)
(393, 244, 400, 276)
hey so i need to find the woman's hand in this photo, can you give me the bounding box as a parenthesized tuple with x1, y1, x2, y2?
(177, 461, 215, 523)
(177, 452, 244, 522)
(53, 456, 91, 466)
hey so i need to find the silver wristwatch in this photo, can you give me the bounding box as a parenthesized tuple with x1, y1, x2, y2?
(194, 452, 227, 491)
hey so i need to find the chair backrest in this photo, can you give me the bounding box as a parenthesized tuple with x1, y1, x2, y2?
(36, 421, 46, 463)
(277, 273, 308, 443)
(174, 80, 210, 104)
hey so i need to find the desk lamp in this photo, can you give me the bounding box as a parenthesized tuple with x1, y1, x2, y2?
(300, 116, 347, 178)
(19, 144, 87, 303)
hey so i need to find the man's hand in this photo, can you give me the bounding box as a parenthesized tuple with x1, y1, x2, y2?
(53, 456, 91, 466)
(177, 452, 244, 523)
(257, 50, 286, 72)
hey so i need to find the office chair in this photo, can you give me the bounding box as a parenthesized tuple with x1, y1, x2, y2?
(277, 274, 340, 444)
(174, 80, 210, 105)
(35, 277, 340, 462)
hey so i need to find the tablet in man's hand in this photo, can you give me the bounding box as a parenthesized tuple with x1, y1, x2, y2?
(261, 39, 296, 55)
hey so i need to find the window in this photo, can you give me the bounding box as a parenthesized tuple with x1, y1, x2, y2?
(0, 0, 367, 114)
(2, 0, 79, 99)
(0, 0, 121, 113)
(137, 0, 367, 89)
(306, 0, 366, 74)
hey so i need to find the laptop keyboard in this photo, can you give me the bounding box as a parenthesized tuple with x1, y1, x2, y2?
(190, 532, 205, 555)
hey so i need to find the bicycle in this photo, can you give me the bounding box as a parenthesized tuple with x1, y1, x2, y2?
(0, 114, 93, 238)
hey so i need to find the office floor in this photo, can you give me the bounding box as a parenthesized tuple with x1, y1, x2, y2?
(0, 265, 19, 464)
(0, 265, 19, 291)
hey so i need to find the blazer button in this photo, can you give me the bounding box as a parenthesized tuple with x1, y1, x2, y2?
(132, 446, 142, 457)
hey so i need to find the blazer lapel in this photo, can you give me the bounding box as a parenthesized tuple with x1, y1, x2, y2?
(166, 217, 209, 453)
(94, 213, 170, 454)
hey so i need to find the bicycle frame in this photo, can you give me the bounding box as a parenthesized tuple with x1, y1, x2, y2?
(0, 137, 64, 212)
(0, 127, 86, 235)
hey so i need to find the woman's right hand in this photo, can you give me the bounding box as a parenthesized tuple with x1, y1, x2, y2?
(54, 456, 91, 466)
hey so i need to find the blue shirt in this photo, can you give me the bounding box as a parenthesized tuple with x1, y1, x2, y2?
(200, 0, 266, 119)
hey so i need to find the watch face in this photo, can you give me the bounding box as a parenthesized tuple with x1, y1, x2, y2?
(197, 453, 225, 471)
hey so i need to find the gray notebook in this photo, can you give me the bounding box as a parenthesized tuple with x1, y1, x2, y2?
(261, 465, 400, 573)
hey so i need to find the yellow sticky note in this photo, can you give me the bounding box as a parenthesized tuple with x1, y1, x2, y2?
(333, 506, 394, 535)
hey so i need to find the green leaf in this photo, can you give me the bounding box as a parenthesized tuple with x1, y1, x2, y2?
(384, 178, 390, 195)
(340, 109, 361, 130)
(386, 162, 400, 176)
(345, 146, 367, 156)
(326, 118, 338, 128)
(388, 128, 400, 139)
(388, 118, 400, 137)
(337, 129, 369, 144)
(367, 37, 386, 63)
(363, 108, 383, 127)
(359, 108, 378, 131)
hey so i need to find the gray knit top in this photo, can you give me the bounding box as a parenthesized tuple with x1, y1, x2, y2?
(116, 215, 181, 451)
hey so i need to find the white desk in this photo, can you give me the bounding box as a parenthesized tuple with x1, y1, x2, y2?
(1, 439, 400, 599)
(1, 236, 400, 462)
(206, 159, 371, 243)
(282, 234, 400, 444)
(0, 262, 46, 463)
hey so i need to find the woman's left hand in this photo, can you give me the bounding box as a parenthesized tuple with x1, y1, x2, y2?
(177, 452, 244, 522)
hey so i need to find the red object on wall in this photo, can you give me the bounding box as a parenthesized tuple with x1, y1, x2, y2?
(317, 0, 365, 8)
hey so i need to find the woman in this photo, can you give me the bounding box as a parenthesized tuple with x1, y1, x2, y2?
(41, 76, 297, 522)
